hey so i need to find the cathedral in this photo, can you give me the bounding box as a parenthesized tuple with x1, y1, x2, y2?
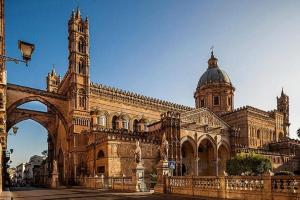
(2, 7, 299, 187)
(44, 9, 300, 181)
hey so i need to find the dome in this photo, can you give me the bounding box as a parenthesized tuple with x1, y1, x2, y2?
(197, 52, 232, 89)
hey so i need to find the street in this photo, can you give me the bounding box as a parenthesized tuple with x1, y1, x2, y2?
(0, 187, 204, 200)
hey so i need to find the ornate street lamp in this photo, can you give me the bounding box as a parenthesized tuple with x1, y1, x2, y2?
(0, 40, 35, 66)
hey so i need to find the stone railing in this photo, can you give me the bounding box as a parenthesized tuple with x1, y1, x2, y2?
(165, 175, 300, 200)
(272, 176, 300, 194)
(72, 176, 135, 191)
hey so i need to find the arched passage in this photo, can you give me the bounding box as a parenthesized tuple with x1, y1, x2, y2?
(181, 137, 196, 176)
(6, 120, 49, 186)
(218, 143, 230, 176)
(6, 99, 69, 186)
(197, 137, 216, 176)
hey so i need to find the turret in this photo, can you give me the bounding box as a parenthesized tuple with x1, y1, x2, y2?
(277, 88, 290, 136)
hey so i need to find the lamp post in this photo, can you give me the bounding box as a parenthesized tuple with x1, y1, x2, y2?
(0, 40, 35, 66)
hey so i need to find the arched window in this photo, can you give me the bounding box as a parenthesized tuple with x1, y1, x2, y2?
(133, 119, 139, 132)
(122, 118, 128, 129)
(97, 115, 106, 127)
(78, 25, 84, 32)
(78, 60, 85, 75)
(78, 89, 86, 108)
(112, 116, 118, 129)
(78, 38, 86, 53)
(97, 150, 105, 159)
(257, 129, 261, 139)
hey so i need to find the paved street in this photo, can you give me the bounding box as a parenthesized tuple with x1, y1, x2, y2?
(0, 187, 205, 200)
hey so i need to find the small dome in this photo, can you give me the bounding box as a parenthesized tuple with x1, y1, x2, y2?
(197, 52, 232, 89)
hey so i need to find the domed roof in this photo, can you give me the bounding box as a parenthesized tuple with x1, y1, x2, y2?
(197, 51, 232, 89)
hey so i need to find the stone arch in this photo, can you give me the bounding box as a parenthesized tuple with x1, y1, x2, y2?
(107, 112, 121, 129)
(95, 110, 109, 127)
(197, 134, 217, 152)
(180, 136, 197, 153)
(7, 96, 68, 132)
(217, 142, 230, 175)
(197, 134, 217, 176)
(181, 137, 196, 176)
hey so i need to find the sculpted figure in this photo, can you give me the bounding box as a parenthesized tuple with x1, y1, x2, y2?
(134, 141, 142, 164)
(52, 159, 58, 173)
(160, 132, 169, 161)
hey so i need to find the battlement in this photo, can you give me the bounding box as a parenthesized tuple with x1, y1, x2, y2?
(90, 82, 194, 112)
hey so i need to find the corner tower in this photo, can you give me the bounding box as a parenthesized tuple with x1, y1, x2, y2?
(194, 51, 235, 115)
(68, 8, 90, 111)
(277, 89, 290, 136)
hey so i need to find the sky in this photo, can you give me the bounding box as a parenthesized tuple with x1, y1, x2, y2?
(5, 0, 300, 167)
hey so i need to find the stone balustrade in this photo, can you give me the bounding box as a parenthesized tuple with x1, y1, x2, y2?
(165, 175, 300, 200)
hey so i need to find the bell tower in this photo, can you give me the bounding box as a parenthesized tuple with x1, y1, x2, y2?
(68, 8, 90, 111)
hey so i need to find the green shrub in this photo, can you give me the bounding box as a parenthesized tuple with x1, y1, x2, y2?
(226, 153, 272, 176)
(274, 171, 294, 176)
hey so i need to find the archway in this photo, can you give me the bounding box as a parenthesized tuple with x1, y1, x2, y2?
(6, 120, 49, 186)
(198, 138, 216, 176)
(218, 143, 230, 176)
(181, 140, 195, 176)
(6, 99, 68, 186)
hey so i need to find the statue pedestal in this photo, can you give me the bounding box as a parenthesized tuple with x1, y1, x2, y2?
(50, 172, 59, 188)
(132, 163, 147, 192)
(154, 160, 170, 194)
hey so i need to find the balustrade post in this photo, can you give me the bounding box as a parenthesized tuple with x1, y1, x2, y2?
(219, 175, 226, 199)
(262, 172, 272, 200)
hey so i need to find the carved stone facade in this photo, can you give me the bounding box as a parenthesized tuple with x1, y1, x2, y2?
(0, 6, 299, 189)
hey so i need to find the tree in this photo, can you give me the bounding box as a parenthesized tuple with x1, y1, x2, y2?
(297, 128, 300, 139)
(226, 153, 272, 176)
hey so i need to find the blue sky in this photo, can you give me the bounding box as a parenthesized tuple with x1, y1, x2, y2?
(6, 0, 300, 167)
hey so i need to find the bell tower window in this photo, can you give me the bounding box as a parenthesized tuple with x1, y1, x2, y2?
(213, 96, 220, 106)
(78, 59, 86, 75)
(78, 38, 86, 54)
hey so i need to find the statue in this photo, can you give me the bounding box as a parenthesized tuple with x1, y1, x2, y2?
(52, 159, 58, 174)
(160, 132, 169, 161)
(134, 141, 142, 164)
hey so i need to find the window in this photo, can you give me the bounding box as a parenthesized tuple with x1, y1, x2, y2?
(97, 115, 106, 127)
(78, 38, 86, 53)
(122, 119, 128, 129)
(97, 166, 105, 174)
(133, 119, 139, 132)
(78, 25, 84, 32)
(97, 150, 105, 159)
(78, 60, 85, 75)
(257, 129, 261, 139)
(112, 116, 118, 129)
(213, 96, 220, 106)
(228, 97, 232, 106)
(200, 99, 205, 107)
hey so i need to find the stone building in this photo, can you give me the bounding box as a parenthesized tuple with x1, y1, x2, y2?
(41, 9, 300, 179)
(1, 6, 299, 188)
